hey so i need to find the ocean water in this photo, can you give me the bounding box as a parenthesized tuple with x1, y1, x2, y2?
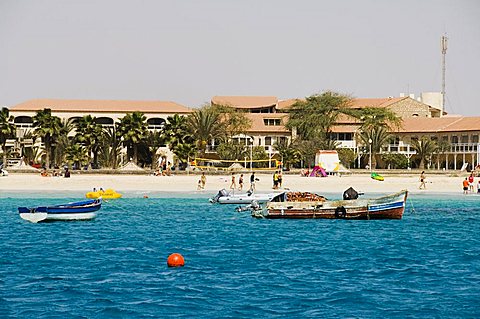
(0, 191, 479, 318)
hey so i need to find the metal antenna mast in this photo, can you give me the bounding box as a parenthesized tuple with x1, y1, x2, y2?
(441, 34, 448, 111)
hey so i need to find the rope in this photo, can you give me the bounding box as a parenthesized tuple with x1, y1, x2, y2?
(408, 198, 416, 213)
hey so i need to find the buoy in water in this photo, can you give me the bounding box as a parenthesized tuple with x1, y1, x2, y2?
(167, 253, 185, 267)
(143, 195, 149, 198)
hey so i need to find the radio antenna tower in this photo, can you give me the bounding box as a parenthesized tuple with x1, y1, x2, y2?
(441, 34, 448, 111)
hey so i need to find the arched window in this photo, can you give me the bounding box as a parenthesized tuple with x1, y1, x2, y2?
(14, 116, 33, 126)
(147, 118, 166, 129)
(95, 117, 114, 126)
(68, 117, 82, 124)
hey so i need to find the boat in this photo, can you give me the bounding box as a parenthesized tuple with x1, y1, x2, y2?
(209, 188, 277, 204)
(371, 172, 384, 181)
(251, 189, 408, 219)
(86, 188, 122, 199)
(18, 199, 102, 223)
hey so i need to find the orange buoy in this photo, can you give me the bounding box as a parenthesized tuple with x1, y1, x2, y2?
(143, 195, 149, 198)
(167, 253, 185, 267)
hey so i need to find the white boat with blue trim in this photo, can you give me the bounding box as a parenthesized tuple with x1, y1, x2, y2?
(18, 199, 102, 223)
(251, 189, 408, 219)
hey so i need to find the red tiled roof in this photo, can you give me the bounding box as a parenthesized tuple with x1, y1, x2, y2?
(348, 97, 406, 108)
(10, 99, 192, 113)
(331, 125, 361, 133)
(211, 96, 278, 109)
(245, 113, 289, 133)
(399, 117, 480, 133)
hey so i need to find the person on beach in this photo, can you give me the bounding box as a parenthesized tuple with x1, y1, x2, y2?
(230, 173, 236, 190)
(200, 172, 206, 189)
(477, 180, 480, 194)
(419, 171, 426, 189)
(468, 173, 474, 192)
(249, 172, 256, 193)
(197, 179, 203, 190)
(272, 171, 278, 189)
(463, 178, 469, 194)
(278, 171, 283, 188)
(64, 168, 70, 178)
(238, 174, 244, 191)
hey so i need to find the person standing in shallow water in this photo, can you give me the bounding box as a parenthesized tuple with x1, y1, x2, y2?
(463, 178, 469, 194)
(419, 171, 426, 189)
(200, 172, 206, 189)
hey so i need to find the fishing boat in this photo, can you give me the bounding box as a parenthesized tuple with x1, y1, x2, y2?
(18, 199, 102, 223)
(251, 189, 408, 220)
(209, 188, 277, 204)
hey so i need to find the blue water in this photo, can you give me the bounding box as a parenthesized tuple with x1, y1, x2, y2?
(1, 192, 479, 318)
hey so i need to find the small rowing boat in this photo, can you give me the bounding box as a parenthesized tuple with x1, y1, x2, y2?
(18, 199, 102, 223)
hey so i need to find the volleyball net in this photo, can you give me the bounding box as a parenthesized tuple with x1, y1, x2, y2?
(191, 157, 282, 171)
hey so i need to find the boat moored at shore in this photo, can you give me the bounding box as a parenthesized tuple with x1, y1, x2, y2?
(18, 199, 102, 223)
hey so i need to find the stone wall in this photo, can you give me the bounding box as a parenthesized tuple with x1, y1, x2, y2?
(389, 98, 432, 118)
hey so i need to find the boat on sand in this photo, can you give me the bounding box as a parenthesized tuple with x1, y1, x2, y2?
(251, 189, 408, 220)
(18, 199, 102, 223)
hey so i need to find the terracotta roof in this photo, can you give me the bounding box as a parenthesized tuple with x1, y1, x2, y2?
(277, 98, 303, 110)
(331, 125, 361, 133)
(348, 97, 406, 108)
(399, 117, 480, 133)
(211, 96, 278, 109)
(245, 113, 289, 133)
(10, 99, 192, 113)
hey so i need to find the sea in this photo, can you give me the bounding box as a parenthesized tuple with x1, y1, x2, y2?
(0, 191, 479, 319)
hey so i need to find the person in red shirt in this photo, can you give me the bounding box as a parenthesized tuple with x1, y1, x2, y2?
(468, 173, 475, 192)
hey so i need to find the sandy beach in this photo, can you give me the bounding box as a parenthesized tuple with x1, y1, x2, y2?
(0, 172, 473, 195)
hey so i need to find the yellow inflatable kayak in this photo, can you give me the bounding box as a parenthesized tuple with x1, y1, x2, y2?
(86, 189, 122, 199)
(371, 172, 384, 181)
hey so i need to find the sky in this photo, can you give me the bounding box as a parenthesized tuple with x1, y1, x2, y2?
(1, 0, 479, 115)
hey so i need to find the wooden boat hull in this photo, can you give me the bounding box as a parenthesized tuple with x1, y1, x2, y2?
(18, 199, 101, 223)
(253, 190, 407, 220)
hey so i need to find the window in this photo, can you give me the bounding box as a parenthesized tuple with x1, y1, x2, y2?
(461, 135, 468, 143)
(265, 137, 272, 145)
(279, 137, 287, 145)
(263, 119, 281, 126)
(451, 136, 458, 143)
(442, 136, 448, 142)
(472, 135, 479, 143)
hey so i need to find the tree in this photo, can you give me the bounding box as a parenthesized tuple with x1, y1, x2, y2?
(356, 107, 402, 132)
(98, 126, 122, 169)
(116, 112, 148, 164)
(53, 119, 75, 168)
(145, 130, 166, 169)
(411, 137, 438, 169)
(274, 140, 302, 170)
(0, 107, 16, 166)
(381, 153, 408, 169)
(187, 105, 225, 155)
(337, 148, 356, 169)
(358, 127, 391, 169)
(286, 91, 354, 142)
(75, 115, 104, 168)
(65, 144, 88, 169)
(216, 143, 248, 160)
(163, 114, 196, 168)
(33, 108, 62, 169)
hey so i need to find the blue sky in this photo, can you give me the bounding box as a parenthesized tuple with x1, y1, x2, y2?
(1, 0, 479, 115)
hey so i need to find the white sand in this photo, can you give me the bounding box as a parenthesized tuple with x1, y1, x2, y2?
(0, 172, 472, 195)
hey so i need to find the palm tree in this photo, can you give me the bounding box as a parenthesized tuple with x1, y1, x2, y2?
(52, 118, 75, 168)
(0, 107, 16, 166)
(65, 144, 88, 169)
(116, 112, 148, 164)
(163, 114, 196, 168)
(411, 137, 438, 169)
(33, 108, 62, 169)
(187, 106, 225, 155)
(274, 140, 302, 170)
(145, 130, 166, 169)
(98, 126, 121, 169)
(75, 115, 104, 168)
(358, 127, 391, 169)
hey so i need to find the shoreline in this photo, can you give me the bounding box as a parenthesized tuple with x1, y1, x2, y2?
(1, 172, 477, 195)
